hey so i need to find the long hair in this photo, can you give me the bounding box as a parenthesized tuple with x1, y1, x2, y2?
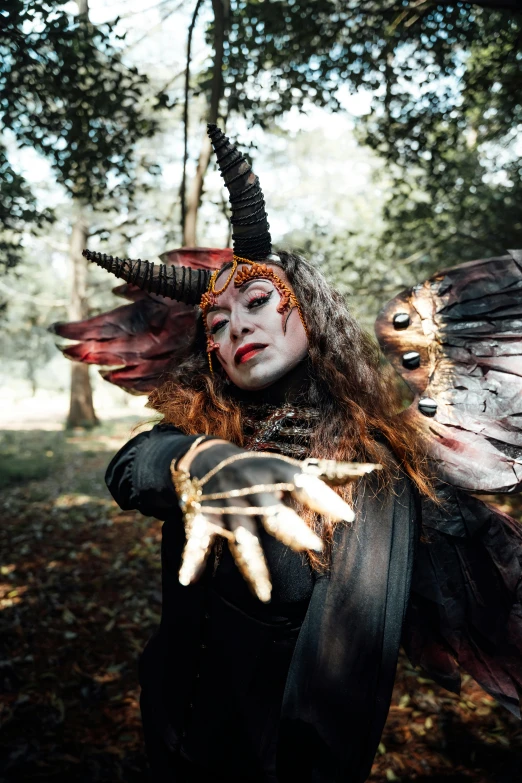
(149, 251, 434, 561)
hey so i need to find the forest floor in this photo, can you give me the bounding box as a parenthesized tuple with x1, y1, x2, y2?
(1, 420, 522, 783)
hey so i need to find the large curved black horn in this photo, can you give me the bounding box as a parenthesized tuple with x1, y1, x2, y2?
(83, 250, 211, 304)
(207, 124, 272, 261)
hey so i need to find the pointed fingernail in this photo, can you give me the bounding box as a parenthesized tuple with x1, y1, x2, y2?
(293, 474, 355, 523)
(230, 526, 272, 603)
(263, 506, 323, 552)
(178, 513, 213, 586)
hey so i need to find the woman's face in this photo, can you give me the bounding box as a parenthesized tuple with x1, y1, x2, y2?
(204, 264, 308, 390)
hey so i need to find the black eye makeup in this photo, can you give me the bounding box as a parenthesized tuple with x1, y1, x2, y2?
(210, 319, 227, 335)
(207, 284, 274, 334)
(246, 290, 272, 309)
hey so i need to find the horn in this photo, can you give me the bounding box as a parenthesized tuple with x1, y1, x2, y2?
(207, 124, 272, 261)
(83, 250, 210, 305)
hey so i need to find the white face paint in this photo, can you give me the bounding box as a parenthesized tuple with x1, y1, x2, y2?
(205, 264, 308, 391)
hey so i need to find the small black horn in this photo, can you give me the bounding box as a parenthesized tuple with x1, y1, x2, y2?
(83, 249, 210, 304)
(207, 124, 272, 261)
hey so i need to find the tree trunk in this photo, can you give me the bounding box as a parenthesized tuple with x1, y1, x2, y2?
(27, 360, 37, 397)
(183, 0, 229, 246)
(65, 0, 98, 429)
(180, 0, 204, 236)
(66, 203, 98, 429)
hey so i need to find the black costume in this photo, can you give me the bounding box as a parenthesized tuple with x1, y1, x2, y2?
(106, 423, 418, 783)
(52, 124, 522, 781)
(104, 414, 522, 782)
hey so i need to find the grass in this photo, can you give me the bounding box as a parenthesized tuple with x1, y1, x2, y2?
(0, 430, 66, 488)
(0, 417, 145, 491)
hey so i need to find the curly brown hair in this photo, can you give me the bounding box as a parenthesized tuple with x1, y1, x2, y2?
(148, 250, 434, 497)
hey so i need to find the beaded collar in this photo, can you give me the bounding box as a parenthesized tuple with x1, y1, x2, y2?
(242, 403, 319, 459)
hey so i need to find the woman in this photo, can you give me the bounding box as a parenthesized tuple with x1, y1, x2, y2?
(77, 126, 522, 782)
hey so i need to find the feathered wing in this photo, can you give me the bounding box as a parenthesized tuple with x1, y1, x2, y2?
(405, 488, 522, 717)
(375, 249, 522, 494)
(51, 248, 231, 394)
(376, 249, 522, 715)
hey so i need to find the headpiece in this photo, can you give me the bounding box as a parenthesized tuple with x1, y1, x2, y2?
(207, 123, 271, 261)
(82, 124, 306, 374)
(81, 249, 211, 304)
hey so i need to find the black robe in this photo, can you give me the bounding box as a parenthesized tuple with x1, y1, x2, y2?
(106, 424, 419, 782)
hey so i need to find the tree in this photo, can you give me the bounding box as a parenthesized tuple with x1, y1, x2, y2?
(191, 0, 522, 265)
(182, 0, 230, 245)
(1, 0, 162, 426)
(1, 1, 159, 205)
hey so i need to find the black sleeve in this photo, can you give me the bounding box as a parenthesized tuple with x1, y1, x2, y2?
(105, 424, 210, 520)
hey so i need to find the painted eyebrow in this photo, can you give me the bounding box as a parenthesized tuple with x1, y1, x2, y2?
(206, 280, 272, 314)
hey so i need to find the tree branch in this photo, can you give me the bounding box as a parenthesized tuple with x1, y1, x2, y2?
(183, 0, 230, 245)
(180, 0, 204, 237)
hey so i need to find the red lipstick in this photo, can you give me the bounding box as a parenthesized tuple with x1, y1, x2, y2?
(234, 343, 267, 365)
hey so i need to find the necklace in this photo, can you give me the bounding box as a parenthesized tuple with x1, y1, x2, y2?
(242, 403, 320, 458)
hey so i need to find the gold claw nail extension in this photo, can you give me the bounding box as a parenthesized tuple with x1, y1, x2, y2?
(301, 458, 381, 485)
(179, 513, 214, 586)
(229, 526, 272, 603)
(292, 474, 355, 523)
(263, 505, 323, 553)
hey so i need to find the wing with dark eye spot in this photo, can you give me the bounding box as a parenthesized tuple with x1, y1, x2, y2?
(375, 249, 522, 493)
(50, 247, 231, 394)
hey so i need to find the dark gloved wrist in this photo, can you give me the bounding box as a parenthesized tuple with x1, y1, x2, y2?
(189, 442, 244, 481)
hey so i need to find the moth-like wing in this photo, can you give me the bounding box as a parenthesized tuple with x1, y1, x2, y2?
(51, 247, 230, 394)
(404, 488, 522, 718)
(375, 249, 522, 493)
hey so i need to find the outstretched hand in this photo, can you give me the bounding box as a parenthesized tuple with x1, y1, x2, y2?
(171, 442, 377, 602)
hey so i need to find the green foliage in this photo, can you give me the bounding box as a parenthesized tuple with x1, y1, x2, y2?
(360, 7, 522, 170)
(356, 5, 522, 261)
(1, 1, 162, 206)
(219, 0, 522, 265)
(0, 143, 54, 271)
(0, 418, 145, 489)
(286, 222, 412, 332)
(287, 145, 522, 334)
(223, 2, 494, 122)
(379, 145, 522, 268)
